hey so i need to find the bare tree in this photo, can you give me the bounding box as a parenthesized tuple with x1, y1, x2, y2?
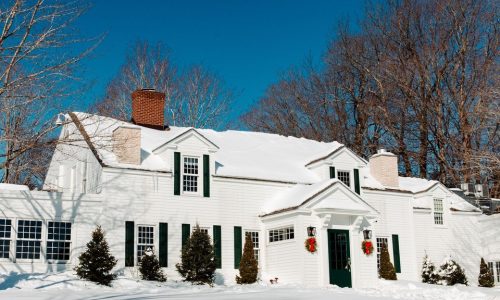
(173, 65, 233, 128)
(93, 40, 233, 129)
(92, 41, 176, 121)
(243, 0, 499, 193)
(0, 0, 101, 186)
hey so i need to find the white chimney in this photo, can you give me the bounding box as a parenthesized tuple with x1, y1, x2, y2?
(112, 126, 141, 165)
(369, 149, 399, 188)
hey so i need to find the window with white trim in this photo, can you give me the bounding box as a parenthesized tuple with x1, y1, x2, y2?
(269, 226, 294, 243)
(433, 198, 444, 225)
(337, 170, 350, 187)
(246, 231, 260, 261)
(182, 157, 199, 193)
(199, 227, 209, 235)
(496, 262, 500, 283)
(46, 222, 72, 260)
(0, 219, 12, 259)
(137, 225, 154, 262)
(376, 237, 388, 270)
(16, 220, 42, 259)
(488, 262, 494, 275)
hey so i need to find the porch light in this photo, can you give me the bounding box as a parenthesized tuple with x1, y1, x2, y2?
(307, 226, 316, 237)
(363, 229, 372, 240)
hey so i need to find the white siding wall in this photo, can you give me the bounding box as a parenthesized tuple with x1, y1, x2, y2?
(0, 190, 103, 273)
(412, 188, 483, 284)
(363, 189, 417, 281)
(44, 144, 101, 194)
(98, 166, 290, 281)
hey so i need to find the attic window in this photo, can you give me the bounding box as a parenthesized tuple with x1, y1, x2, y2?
(337, 170, 351, 187)
(183, 157, 199, 193)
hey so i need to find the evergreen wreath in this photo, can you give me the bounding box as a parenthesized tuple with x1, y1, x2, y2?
(305, 237, 317, 253)
(361, 240, 374, 255)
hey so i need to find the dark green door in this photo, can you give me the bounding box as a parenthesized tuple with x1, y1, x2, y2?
(327, 229, 352, 287)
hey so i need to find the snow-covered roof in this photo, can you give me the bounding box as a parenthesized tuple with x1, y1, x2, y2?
(260, 178, 378, 216)
(68, 113, 343, 183)
(362, 172, 439, 193)
(261, 179, 340, 215)
(0, 183, 29, 191)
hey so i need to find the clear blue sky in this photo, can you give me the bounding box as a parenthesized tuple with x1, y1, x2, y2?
(76, 0, 363, 124)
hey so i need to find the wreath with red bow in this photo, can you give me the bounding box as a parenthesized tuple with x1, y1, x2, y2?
(361, 240, 374, 255)
(305, 237, 317, 253)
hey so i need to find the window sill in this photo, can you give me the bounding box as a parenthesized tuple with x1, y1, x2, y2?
(267, 239, 295, 246)
(47, 260, 70, 264)
(13, 258, 42, 262)
(181, 192, 202, 197)
(433, 225, 448, 229)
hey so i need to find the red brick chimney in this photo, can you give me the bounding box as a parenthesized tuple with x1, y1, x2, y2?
(131, 89, 166, 130)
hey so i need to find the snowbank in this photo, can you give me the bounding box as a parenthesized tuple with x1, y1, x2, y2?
(0, 272, 498, 300)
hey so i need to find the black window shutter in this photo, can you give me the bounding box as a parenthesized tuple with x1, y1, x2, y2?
(213, 225, 222, 268)
(159, 223, 168, 267)
(392, 234, 401, 273)
(203, 155, 210, 197)
(182, 224, 190, 247)
(125, 221, 134, 267)
(234, 226, 242, 269)
(174, 152, 181, 195)
(329, 166, 336, 179)
(354, 168, 360, 194)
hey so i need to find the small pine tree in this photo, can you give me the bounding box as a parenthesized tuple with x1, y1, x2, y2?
(379, 242, 397, 280)
(139, 248, 166, 282)
(176, 224, 216, 285)
(421, 255, 440, 284)
(478, 258, 494, 287)
(236, 233, 258, 284)
(437, 256, 468, 286)
(75, 226, 117, 286)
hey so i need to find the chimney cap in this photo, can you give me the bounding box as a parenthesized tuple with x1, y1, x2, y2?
(370, 148, 396, 159)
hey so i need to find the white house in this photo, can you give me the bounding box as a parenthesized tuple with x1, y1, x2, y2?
(0, 89, 497, 287)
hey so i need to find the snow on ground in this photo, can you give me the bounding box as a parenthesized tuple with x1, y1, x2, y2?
(0, 272, 499, 300)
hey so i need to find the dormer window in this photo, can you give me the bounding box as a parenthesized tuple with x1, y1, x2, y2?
(337, 170, 351, 187)
(183, 156, 199, 193)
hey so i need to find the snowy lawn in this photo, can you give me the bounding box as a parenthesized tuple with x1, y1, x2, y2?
(0, 272, 499, 300)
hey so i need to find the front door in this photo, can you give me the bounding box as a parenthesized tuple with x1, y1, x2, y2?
(327, 229, 352, 287)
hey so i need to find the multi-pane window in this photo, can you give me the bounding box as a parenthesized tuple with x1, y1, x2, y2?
(199, 228, 209, 235)
(47, 222, 72, 260)
(183, 157, 199, 193)
(0, 219, 12, 258)
(337, 171, 351, 187)
(137, 226, 154, 262)
(488, 262, 494, 276)
(269, 226, 294, 243)
(496, 262, 500, 282)
(16, 220, 42, 259)
(433, 198, 444, 225)
(376, 237, 388, 270)
(246, 231, 260, 261)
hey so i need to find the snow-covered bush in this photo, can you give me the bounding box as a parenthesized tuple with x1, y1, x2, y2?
(478, 258, 494, 287)
(75, 226, 117, 286)
(421, 255, 439, 284)
(176, 224, 216, 285)
(139, 248, 166, 282)
(437, 256, 468, 286)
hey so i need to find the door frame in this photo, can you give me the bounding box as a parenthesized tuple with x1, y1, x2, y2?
(327, 228, 352, 288)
